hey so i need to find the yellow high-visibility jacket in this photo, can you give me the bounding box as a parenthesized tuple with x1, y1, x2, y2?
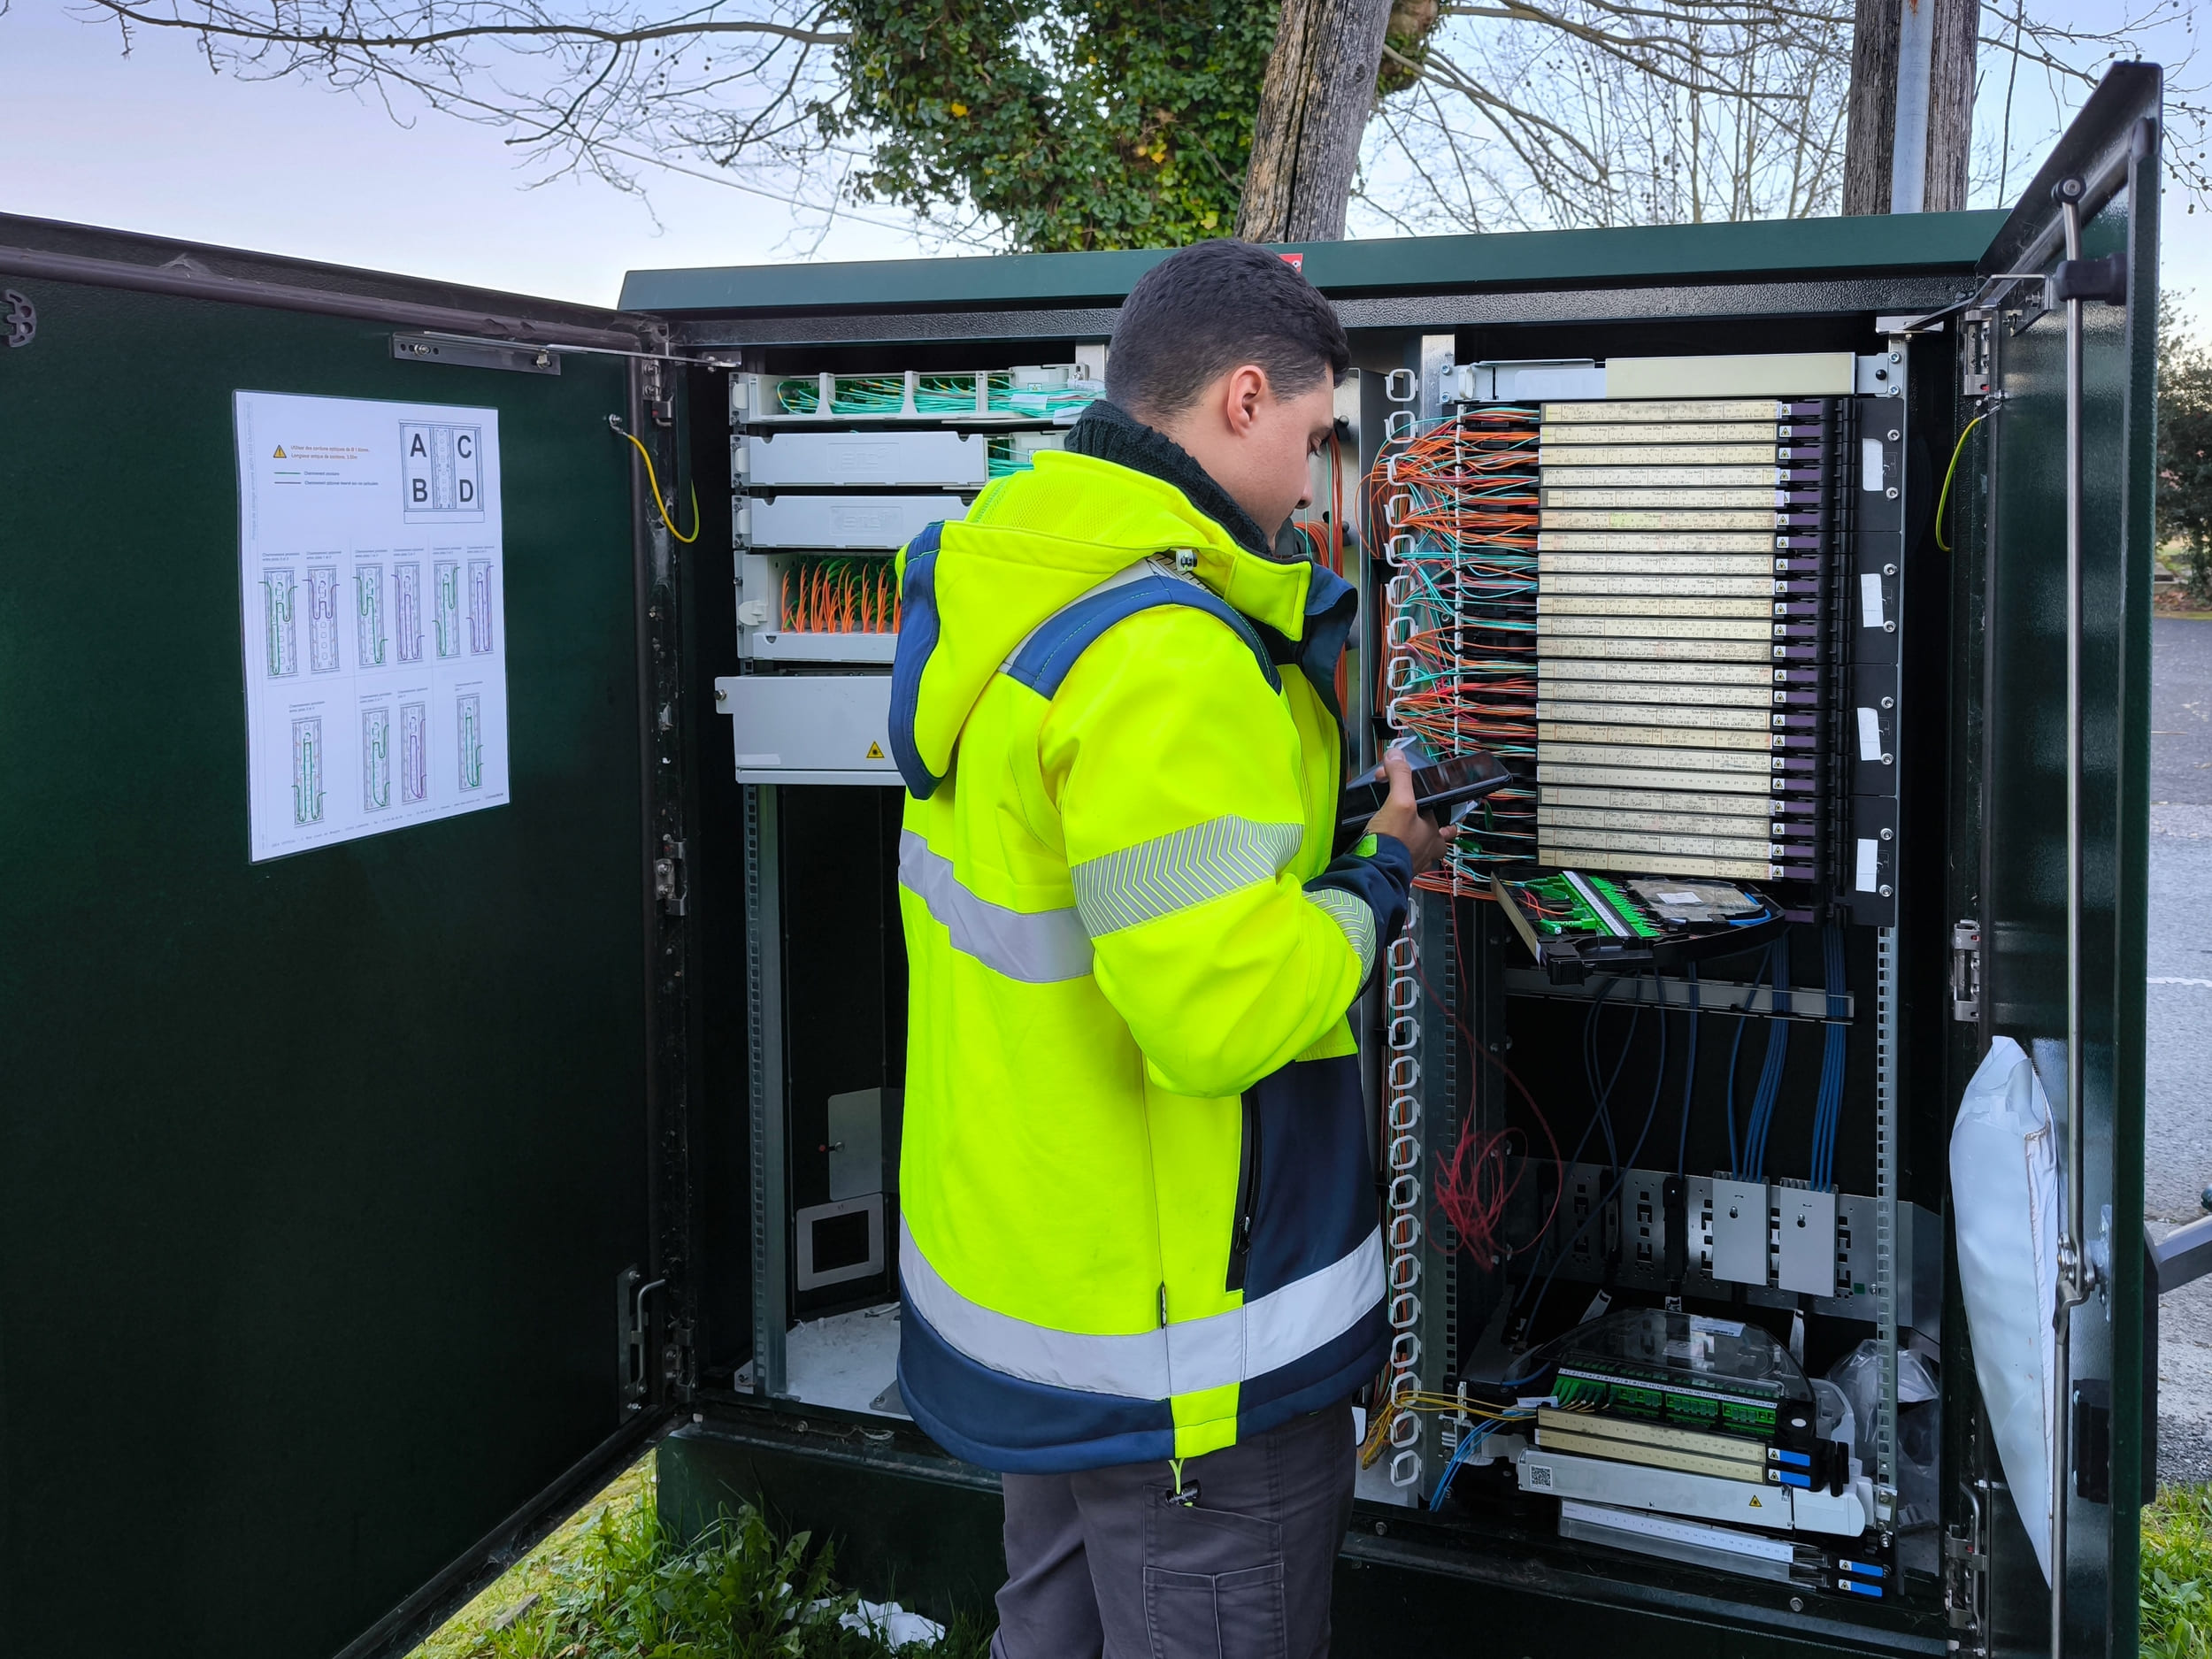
(888, 434, 1410, 1472)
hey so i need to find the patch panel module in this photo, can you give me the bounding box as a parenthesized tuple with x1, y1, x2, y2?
(730, 363, 1101, 426)
(1532, 396, 1847, 884)
(727, 358, 1096, 667)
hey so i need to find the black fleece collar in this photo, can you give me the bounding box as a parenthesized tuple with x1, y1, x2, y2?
(1064, 400, 1278, 560)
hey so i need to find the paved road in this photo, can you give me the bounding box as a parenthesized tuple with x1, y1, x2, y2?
(2147, 618, 2212, 1486)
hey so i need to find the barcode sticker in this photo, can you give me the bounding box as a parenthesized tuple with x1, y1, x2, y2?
(1857, 706, 1882, 761)
(1860, 572, 1886, 629)
(1855, 837, 1879, 893)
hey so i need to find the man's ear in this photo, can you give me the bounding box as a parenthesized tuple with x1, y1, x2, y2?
(1222, 365, 1269, 436)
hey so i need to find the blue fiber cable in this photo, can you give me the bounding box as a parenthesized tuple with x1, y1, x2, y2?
(1811, 923, 1847, 1190)
(1724, 945, 1773, 1179)
(1677, 964, 1701, 1175)
(1745, 935, 1792, 1179)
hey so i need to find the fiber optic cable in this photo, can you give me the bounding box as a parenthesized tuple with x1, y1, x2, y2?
(1418, 911, 1567, 1263)
(1724, 949, 1762, 1179)
(1430, 1420, 1503, 1509)
(1743, 935, 1792, 1179)
(1517, 973, 1666, 1331)
(1676, 964, 1701, 1175)
(1367, 407, 1540, 896)
(1810, 922, 1847, 1190)
(1619, 973, 1670, 1175)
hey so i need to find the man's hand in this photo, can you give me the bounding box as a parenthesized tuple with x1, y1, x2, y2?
(1362, 747, 1457, 875)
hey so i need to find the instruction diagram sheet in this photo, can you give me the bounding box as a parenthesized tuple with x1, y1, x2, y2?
(234, 391, 510, 861)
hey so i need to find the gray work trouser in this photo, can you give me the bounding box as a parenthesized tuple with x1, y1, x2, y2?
(990, 1402, 1356, 1659)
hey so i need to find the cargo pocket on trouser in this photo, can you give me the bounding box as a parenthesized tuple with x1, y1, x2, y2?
(1141, 1494, 1288, 1659)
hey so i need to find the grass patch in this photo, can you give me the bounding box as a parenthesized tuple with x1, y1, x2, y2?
(2146, 1486, 2212, 1659)
(408, 1450, 994, 1659)
(404, 1461, 2212, 1655)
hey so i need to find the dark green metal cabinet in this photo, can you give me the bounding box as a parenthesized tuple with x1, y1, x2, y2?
(0, 227, 687, 1657)
(0, 64, 2163, 1659)
(1964, 70, 2163, 1659)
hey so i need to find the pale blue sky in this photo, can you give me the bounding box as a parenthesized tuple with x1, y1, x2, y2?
(3, 0, 2207, 312)
(0, 2, 917, 301)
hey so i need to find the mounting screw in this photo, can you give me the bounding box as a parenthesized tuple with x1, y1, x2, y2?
(1887, 429, 1901, 442)
(1881, 752, 1894, 765)
(1791, 1596, 1806, 1613)
(2200, 1187, 2212, 1215)
(1889, 351, 1901, 364)
(1884, 620, 1897, 633)
(1880, 695, 1894, 710)
(1880, 827, 1893, 841)
(1886, 487, 1900, 499)
(1375, 1520, 1389, 1536)
(1879, 884, 1893, 897)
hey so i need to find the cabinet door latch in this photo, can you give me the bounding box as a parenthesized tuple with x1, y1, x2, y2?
(1949, 921, 1981, 1022)
(616, 1266, 665, 1411)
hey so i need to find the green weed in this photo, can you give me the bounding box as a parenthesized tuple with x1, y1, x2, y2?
(413, 1453, 993, 1659)
(2144, 1486, 2212, 1659)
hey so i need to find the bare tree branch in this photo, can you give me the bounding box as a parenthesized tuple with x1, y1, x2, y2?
(53, 0, 2212, 252)
(82, 0, 849, 50)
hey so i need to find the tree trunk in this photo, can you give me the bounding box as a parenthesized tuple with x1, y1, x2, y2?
(1236, 0, 1395, 243)
(1842, 0, 1901, 215)
(1923, 0, 1977, 211)
(1844, 0, 1978, 215)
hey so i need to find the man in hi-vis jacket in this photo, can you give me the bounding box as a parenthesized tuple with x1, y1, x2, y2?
(887, 239, 1453, 1659)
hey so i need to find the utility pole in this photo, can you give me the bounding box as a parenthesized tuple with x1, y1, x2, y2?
(1236, 0, 1396, 243)
(1844, 0, 1977, 215)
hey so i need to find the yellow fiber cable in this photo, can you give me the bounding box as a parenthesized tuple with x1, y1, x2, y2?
(611, 419, 700, 545)
(1933, 411, 1989, 555)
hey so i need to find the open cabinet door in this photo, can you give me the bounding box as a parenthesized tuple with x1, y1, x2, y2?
(1971, 64, 2160, 1659)
(0, 226, 681, 1658)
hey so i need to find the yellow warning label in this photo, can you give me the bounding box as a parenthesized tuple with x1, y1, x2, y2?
(1748, 1495, 1763, 1508)
(273, 445, 288, 458)
(864, 741, 886, 760)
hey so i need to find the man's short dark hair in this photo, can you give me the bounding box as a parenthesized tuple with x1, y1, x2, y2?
(1107, 240, 1352, 419)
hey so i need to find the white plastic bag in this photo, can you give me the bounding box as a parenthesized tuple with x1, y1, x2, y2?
(1949, 1035, 2060, 1585)
(1827, 1341, 1940, 1528)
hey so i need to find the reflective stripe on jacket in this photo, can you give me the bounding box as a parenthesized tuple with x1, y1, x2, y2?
(888, 445, 1406, 1472)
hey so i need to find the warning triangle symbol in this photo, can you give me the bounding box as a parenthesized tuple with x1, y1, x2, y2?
(864, 741, 886, 760)
(273, 445, 288, 458)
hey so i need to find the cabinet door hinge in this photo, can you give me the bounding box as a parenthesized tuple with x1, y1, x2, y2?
(654, 838, 688, 917)
(1949, 921, 1982, 1022)
(1941, 1495, 1991, 1656)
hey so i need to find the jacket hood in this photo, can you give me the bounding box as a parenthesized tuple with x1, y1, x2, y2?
(892, 449, 1325, 796)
